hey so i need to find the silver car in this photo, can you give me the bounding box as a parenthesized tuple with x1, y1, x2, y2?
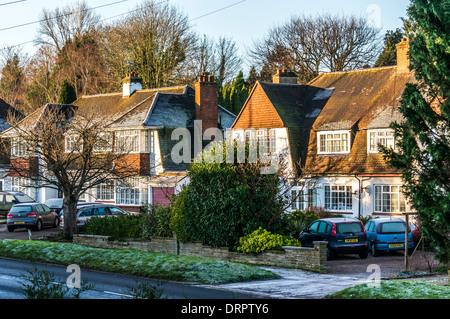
(7, 203, 60, 232)
(60, 203, 128, 229)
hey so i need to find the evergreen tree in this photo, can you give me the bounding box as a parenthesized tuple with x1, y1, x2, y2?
(374, 28, 404, 67)
(58, 80, 77, 104)
(381, 0, 449, 280)
(220, 71, 250, 115)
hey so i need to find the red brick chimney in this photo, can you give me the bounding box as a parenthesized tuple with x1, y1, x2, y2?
(195, 72, 218, 134)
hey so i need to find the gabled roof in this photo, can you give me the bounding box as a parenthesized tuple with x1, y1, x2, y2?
(232, 65, 415, 176)
(0, 98, 25, 132)
(304, 66, 415, 175)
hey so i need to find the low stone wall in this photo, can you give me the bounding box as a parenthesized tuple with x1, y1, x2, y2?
(73, 234, 327, 273)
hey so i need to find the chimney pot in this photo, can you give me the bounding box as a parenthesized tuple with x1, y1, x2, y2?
(272, 69, 298, 84)
(122, 72, 142, 97)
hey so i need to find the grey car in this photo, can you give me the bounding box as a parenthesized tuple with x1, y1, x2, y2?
(6, 203, 60, 232)
(60, 203, 128, 229)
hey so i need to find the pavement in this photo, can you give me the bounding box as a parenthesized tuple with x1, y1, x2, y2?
(203, 267, 368, 299)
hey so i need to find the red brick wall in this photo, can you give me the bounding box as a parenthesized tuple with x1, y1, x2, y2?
(115, 153, 151, 176)
(9, 157, 39, 177)
(195, 74, 218, 134)
(232, 84, 284, 130)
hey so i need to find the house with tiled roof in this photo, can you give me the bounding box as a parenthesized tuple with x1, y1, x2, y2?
(0, 73, 235, 211)
(0, 98, 24, 192)
(231, 39, 415, 218)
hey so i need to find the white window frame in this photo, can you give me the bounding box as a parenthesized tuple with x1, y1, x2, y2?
(11, 137, 28, 158)
(256, 129, 276, 154)
(115, 130, 140, 153)
(324, 185, 353, 211)
(374, 185, 406, 213)
(115, 177, 141, 206)
(368, 129, 396, 153)
(65, 134, 81, 153)
(96, 181, 115, 201)
(317, 130, 351, 154)
(11, 177, 37, 200)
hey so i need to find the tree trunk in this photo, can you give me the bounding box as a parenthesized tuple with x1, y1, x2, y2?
(62, 193, 78, 240)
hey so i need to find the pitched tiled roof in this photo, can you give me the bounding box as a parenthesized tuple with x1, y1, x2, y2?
(304, 66, 415, 175)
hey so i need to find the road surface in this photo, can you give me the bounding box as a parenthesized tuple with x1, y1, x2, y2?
(0, 257, 264, 299)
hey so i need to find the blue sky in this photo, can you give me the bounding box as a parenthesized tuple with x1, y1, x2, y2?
(0, 0, 411, 71)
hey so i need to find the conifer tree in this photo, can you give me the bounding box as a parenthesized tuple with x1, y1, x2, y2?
(382, 0, 449, 280)
(58, 80, 77, 104)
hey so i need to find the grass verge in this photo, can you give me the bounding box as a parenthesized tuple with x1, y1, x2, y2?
(326, 279, 449, 299)
(0, 239, 280, 284)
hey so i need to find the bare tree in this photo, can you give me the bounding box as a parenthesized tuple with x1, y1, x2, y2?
(249, 14, 381, 83)
(36, 1, 100, 54)
(1, 106, 142, 239)
(100, 0, 196, 89)
(214, 36, 242, 85)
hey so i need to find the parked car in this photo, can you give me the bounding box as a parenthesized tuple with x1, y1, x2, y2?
(298, 218, 368, 260)
(365, 218, 414, 256)
(44, 198, 86, 216)
(0, 191, 35, 219)
(60, 202, 128, 229)
(6, 203, 60, 232)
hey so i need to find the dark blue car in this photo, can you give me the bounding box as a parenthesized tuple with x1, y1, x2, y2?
(299, 218, 368, 260)
(365, 218, 414, 256)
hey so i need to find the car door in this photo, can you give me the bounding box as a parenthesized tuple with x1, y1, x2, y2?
(35, 204, 48, 225)
(365, 221, 375, 242)
(300, 220, 321, 247)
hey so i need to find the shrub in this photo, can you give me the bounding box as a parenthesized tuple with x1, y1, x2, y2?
(141, 204, 173, 238)
(170, 188, 193, 243)
(84, 204, 173, 240)
(84, 214, 143, 240)
(237, 227, 301, 255)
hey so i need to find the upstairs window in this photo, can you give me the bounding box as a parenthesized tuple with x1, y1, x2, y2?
(317, 131, 350, 154)
(115, 130, 140, 153)
(368, 129, 396, 153)
(11, 137, 29, 157)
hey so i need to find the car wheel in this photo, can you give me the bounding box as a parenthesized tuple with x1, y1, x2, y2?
(371, 243, 378, 257)
(53, 217, 60, 228)
(359, 249, 368, 259)
(326, 246, 336, 260)
(35, 219, 42, 231)
(7, 226, 14, 232)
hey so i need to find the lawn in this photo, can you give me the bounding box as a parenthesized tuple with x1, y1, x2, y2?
(326, 279, 449, 299)
(0, 239, 280, 284)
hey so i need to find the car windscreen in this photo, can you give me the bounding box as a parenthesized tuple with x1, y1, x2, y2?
(381, 222, 405, 234)
(10, 205, 33, 213)
(15, 194, 35, 203)
(336, 222, 363, 234)
(44, 199, 63, 207)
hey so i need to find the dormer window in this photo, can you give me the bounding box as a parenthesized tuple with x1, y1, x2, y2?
(317, 130, 350, 154)
(368, 129, 396, 153)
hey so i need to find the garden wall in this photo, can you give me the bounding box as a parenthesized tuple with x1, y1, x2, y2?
(73, 234, 328, 273)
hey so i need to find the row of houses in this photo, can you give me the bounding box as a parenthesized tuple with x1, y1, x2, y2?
(0, 39, 414, 218)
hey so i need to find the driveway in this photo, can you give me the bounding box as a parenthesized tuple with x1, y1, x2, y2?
(0, 223, 62, 240)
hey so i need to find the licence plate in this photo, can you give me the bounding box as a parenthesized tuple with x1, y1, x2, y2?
(389, 244, 403, 248)
(14, 221, 25, 224)
(345, 238, 358, 243)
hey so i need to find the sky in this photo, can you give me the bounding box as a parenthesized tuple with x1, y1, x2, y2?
(0, 0, 412, 73)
